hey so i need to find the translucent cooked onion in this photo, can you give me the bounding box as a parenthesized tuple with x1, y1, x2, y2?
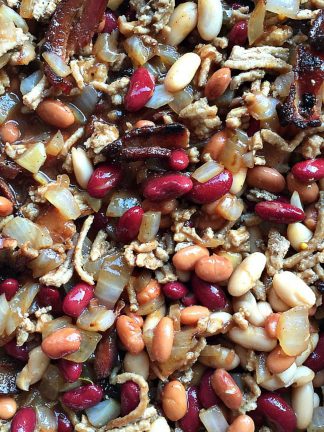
(277, 306, 310, 356)
(192, 161, 224, 183)
(309, 407, 324, 430)
(138, 211, 161, 243)
(106, 191, 140, 217)
(19, 0, 34, 19)
(248, 0, 266, 45)
(255, 353, 271, 384)
(20, 71, 43, 96)
(266, 0, 299, 18)
(0, 294, 9, 335)
(169, 86, 194, 114)
(199, 405, 229, 432)
(157, 44, 180, 66)
(36, 406, 57, 432)
(290, 190, 303, 210)
(145, 85, 174, 109)
(94, 31, 119, 63)
(86, 399, 121, 428)
(137, 294, 165, 316)
(42, 52, 71, 78)
(274, 72, 294, 98)
(124, 35, 155, 66)
(77, 306, 115, 332)
(241, 151, 255, 168)
(0, 53, 11, 69)
(72, 86, 98, 118)
(39, 365, 64, 401)
(3, 217, 53, 249)
(16, 142, 47, 174)
(71, 148, 94, 189)
(42, 317, 72, 339)
(65, 329, 102, 362)
(28, 249, 63, 278)
(0, 93, 20, 125)
(46, 131, 64, 156)
(95, 253, 133, 309)
(44, 187, 81, 220)
(247, 93, 278, 120)
(216, 194, 244, 221)
(219, 133, 247, 173)
(1, 4, 28, 31)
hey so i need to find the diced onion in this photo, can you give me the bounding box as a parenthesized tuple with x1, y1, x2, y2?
(65, 329, 102, 363)
(309, 407, 324, 430)
(39, 365, 64, 401)
(71, 147, 94, 189)
(28, 249, 63, 277)
(72, 86, 98, 118)
(36, 406, 57, 432)
(20, 71, 43, 96)
(241, 151, 255, 168)
(42, 316, 72, 339)
(247, 93, 278, 120)
(95, 253, 133, 309)
(44, 187, 81, 220)
(219, 133, 247, 173)
(42, 52, 71, 78)
(255, 353, 271, 384)
(277, 306, 310, 356)
(94, 31, 119, 63)
(16, 142, 47, 173)
(0, 93, 20, 125)
(0, 53, 10, 69)
(266, 0, 299, 18)
(169, 86, 194, 114)
(157, 44, 180, 66)
(192, 161, 224, 183)
(19, 0, 34, 19)
(86, 399, 121, 428)
(199, 406, 229, 432)
(0, 294, 9, 336)
(145, 85, 174, 109)
(248, 0, 266, 45)
(46, 131, 64, 156)
(77, 306, 115, 332)
(216, 194, 244, 221)
(0, 4, 28, 31)
(107, 0, 123, 10)
(124, 35, 155, 66)
(138, 211, 161, 243)
(290, 190, 303, 210)
(137, 294, 165, 316)
(274, 72, 294, 98)
(3, 217, 53, 249)
(106, 191, 140, 217)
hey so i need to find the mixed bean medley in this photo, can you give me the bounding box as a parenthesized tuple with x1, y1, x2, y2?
(0, 0, 323, 431)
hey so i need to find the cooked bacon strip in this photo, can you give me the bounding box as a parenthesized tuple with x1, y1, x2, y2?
(310, 10, 324, 51)
(277, 46, 324, 129)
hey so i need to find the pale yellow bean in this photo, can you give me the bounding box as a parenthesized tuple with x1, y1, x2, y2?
(166, 2, 198, 46)
(292, 366, 315, 387)
(164, 53, 201, 93)
(292, 382, 314, 430)
(272, 271, 316, 308)
(228, 325, 277, 352)
(287, 222, 313, 251)
(197, 0, 223, 41)
(267, 287, 290, 312)
(228, 252, 266, 297)
(232, 292, 265, 327)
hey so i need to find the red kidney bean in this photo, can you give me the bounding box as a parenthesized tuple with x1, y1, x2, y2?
(198, 369, 221, 409)
(255, 200, 305, 223)
(121, 381, 140, 416)
(37, 286, 62, 314)
(179, 386, 202, 432)
(0, 278, 19, 300)
(11, 407, 36, 432)
(182, 292, 198, 307)
(58, 359, 83, 382)
(62, 283, 94, 318)
(115, 206, 144, 243)
(162, 281, 189, 300)
(229, 20, 248, 46)
(188, 170, 233, 204)
(125, 67, 155, 112)
(4, 339, 30, 362)
(62, 384, 103, 411)
(143, 173, 193, 201)
(87, 164, 122, 198)
(93, 208, 109, 231)
(169, 149, 190, 171)
(304, 332, 324, 372)
(54, 409, 73, 432)
(101, 10, 118, 33)
(292, 158, 324, 182)
(257, 393, 296, 432)
(191, 274, 227, 311)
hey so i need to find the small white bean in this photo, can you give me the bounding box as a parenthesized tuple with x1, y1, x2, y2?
(164, 53, 201, 93)
(313, 392, 320, 408)
(232, 292, 265, 326)
(287, 222, 313, 251)
(295, 332, 319, 366)
(166, 2, 198, 46)
(292, 382, 314, 430)
(261, 375, 284, 391)
(257, 301, 273, 320)
(71, 147, 94, 189)
(272, 271, 316, 308)
(124, 351, 150, 380)
(228, 252, 266, 297)
(150, 417, 171, 432)
(276, 362, 297, 386)
(267, 287, 290, 312)
(230, 167, 247, 195)
(197, 0, 223, 41)
(292, 366, 315, 387)
(228, 325, 277, 352)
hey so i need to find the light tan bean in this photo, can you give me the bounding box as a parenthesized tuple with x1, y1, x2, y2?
(41, 327, 81, 359)
(287, 173, 319, 204)
(16, 346, 50, 391)
(228, 325, 277, 352)
(195, 254, 233, 283)
(227, 415, 255, 432)
(172, 245, 209, 271)
(266, 345, 296, 374)
(230, 167, 247, 195)
(272, 271, 316, 308)
(292, 382, 314, 430)
(205, 68, 231, 100)
(197, 0, 223, 41)
(304, 204, 318, 231)
(164, 53, 201, 93)
(247, 166, 285, 193)
(180, 305, 210, 325)
(202, 130, 227, 160)
(0, 396, 17, 420)
(124, 351, 150, 380)
(0, 197, 13, 217)
(162, 380, 187, 421)
(228, 252, 266, 297)
(287, 222, 313, 251)
(199, 344, 240, 370)
(37, 99, 75, 129)
(211, 369, 242, 409)
(166, 2, 197, 46)
(152, 317, 174, 363)
(233, 292, 266, 327)
(116, 315, 144, 354)
(0, 121, 20, 144)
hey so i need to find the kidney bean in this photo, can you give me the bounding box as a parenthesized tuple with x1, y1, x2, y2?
(41, 327, 81, 359)
(115, 206, 144, 243)
(195, 254, 233, 283)
(255, 201, 305, 223)
(4, 339, 29, 362)
(162, 380, 187, 422)
(287, 173, 319, 204)
(121, 381, 140, 416)
(87, 164, 122, 198)
(10, 407, 36, 432)
(125, 67, 155, 112)
(292, 158, 324, 182)
(101, 10, 118, 33)
(62, 384, 103, 411)
(256, 392, 296, 432)
(37, 99, 75, 129)
(0, 197, 13, 217)
(54, 409, 73, 432)
(198, 369, 221, 409)
(37, 286, 62, 314)
(229, 20, 248, 46)
(0, 278, 19, 301)
(304, 332, 324, 372)
(143, 173, 193, 201)
(188, 170, 233, 204)
(182, 292, 198, 307)
(58, 359, 82, 382)
(162, 281, 188, 300)
(62, 283, 94, 318)
(247, 166, 286, 194)
(180, 305, 210, 325)
(191, 274, 227, 311)
(169, 149, 190, 171)
(0, 396, 17, 420)
(152, 317, 174, 363)
(179, 386, 202, 432)
(211, 369, 242, 410)
(116, 315, 144, 354)
(205, 67, 231, 100)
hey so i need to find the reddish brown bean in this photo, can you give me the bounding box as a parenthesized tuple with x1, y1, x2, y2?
(287, 173, 319, 204)
(194, 254, 233, 283)
(0, 197, 13, 217)
(41, 327, 81, 359)
(205, 68, 231, 100)
(247, 166, 286, 193)
(37, 99, 75, 128)
(152, 317, 174, 363)
(0, 121, 20, 144)
(211, 369, 242, 410)
(202, 130, 227, 160)
(116, 315, 144, 354)
(173, 245, 209, 271)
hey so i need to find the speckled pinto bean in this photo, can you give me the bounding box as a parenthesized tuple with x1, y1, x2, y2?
(162, 380, 187, 422)
(256, 392, 297, 432)
(36, 99, 75, 128)
(173, 245, 209, 271)
(211, 369, 242, 410)
(143, 173, 193, 201)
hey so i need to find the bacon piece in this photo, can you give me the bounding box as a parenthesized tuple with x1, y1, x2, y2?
(310, 10, 324, 52)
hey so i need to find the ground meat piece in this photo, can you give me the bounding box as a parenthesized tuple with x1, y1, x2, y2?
(22, 75, 48, 111)
(70, 57, 108, 90)
(225, 46, 291, 73)
(179, 98, 221, 139)
(74, 215, 94, 285)
(104, 77, 130, 105)
(40, 240, 75, 287)
(155, 263, 177, 284)
(129, 0, 175, 34)
(256, 26, 293, 46)
(32, 0, 61, 20)
(266, 229, 290, 277)
(61, 127, 85, 156)
(246, 188, 278, 202)
(226, 106, 249, 129)
(198, 312, 233, 336)
(194, 44, 222, 87)
(0, 9, 29, 57)
(230, 70, 265, 90)
(239, 374, 261, 414)
(222, 226, 250, 253)
(84, 121, 119, 156)
(301, 134, 324, 159)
